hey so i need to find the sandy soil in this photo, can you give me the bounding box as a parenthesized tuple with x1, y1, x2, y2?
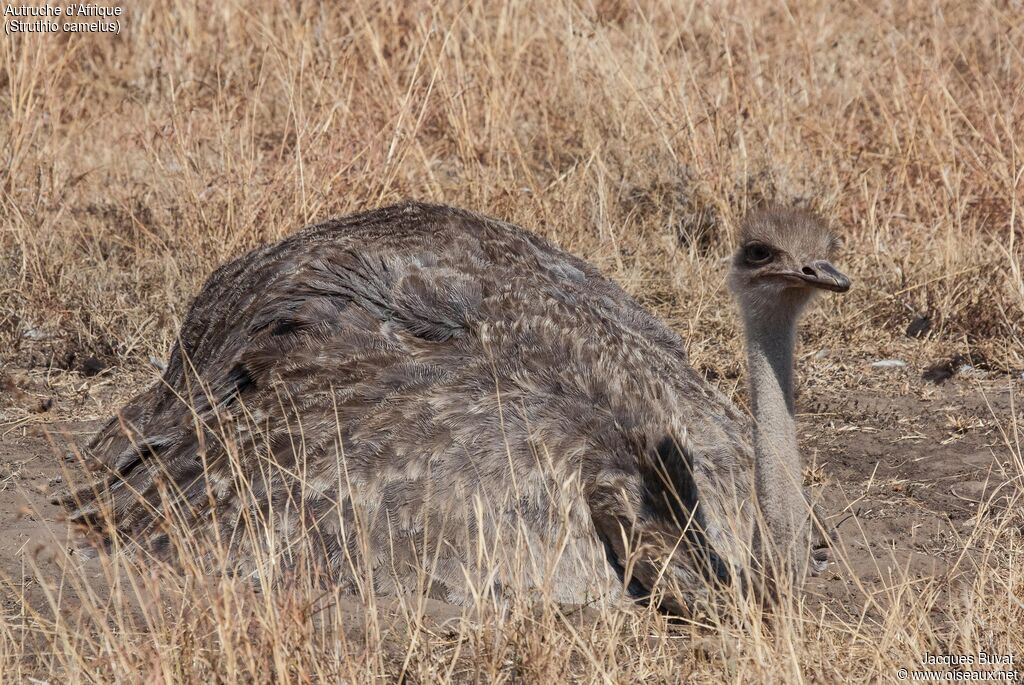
(1, 365, 1019, 628)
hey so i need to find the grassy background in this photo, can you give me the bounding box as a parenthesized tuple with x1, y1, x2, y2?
(1, 0, 1022, 682)
(2, 0, 1021, 375)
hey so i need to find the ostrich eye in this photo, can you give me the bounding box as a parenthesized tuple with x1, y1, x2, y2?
(743, 243, 773, 265)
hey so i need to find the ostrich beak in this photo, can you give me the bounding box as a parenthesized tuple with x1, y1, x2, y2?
(794, 260, 850, 293)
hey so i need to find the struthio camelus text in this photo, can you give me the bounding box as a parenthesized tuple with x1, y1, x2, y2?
(66, 202, 849, 612)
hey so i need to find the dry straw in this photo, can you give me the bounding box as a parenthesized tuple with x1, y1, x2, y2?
(1, 0, 1022, 682)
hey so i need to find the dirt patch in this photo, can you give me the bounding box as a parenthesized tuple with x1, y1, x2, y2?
(802, 375, 1021, 615)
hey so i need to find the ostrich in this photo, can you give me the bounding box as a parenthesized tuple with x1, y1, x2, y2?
(64, 202, 849, 612)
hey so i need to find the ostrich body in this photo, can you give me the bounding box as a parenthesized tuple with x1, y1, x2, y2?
(67, 202, 849, 611)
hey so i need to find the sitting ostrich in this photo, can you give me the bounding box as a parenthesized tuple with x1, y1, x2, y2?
(65, 202, 849, 612)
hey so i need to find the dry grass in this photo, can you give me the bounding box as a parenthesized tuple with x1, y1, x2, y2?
(1, 0, 1023, 682)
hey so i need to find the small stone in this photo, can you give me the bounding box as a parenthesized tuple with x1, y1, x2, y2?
(80, 355, 107, 377)
(923, 363, 955, 384)
(906, 315, 932, 339)
(870, 359, 907, 368)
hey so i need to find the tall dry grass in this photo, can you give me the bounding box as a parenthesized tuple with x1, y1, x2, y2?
(1, 0, 1021, 373)
(1, 0, 1023, 682)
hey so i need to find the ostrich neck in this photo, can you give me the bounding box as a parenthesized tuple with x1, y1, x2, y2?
(743, 305, 806, 571)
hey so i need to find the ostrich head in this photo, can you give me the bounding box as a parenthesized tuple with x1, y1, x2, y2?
(728, 207, 850, 318)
